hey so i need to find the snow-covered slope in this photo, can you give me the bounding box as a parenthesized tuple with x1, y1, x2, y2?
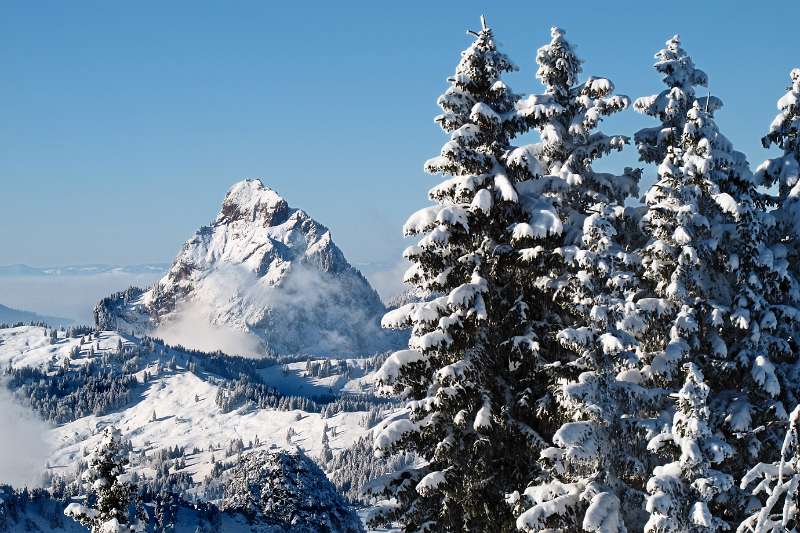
(49, 371, 364, 484)
(94, 179, 401, 356)
(0, 479, 351, 533)
(0, 326, 392, 500)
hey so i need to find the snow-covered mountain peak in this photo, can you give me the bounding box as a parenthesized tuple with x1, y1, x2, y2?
(154, 178, 347, 297)
(217, 179, 289, 226)
(95, 179, 402, 356)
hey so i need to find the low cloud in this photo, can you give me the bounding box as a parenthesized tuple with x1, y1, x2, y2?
(0, 383, 51, 487)
(365, 260, 411, 304)
(153, 263, 391, 356)
(153, 302, 265, 357)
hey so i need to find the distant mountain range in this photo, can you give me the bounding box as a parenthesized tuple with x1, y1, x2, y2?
(0, 303, 75, 326)
(0, 263, 169, 277)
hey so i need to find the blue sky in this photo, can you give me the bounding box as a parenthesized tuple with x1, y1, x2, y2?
(1, 1, 798, 268)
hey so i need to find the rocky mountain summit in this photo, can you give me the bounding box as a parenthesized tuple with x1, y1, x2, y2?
(95, 179, 400, 356)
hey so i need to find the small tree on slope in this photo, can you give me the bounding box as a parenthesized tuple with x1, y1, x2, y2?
(509, 27, 646, 532)
(64, 426, 144, 533)
(371, 17, 569, 532)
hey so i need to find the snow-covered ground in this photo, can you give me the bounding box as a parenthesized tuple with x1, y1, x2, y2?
(258, 359, 378, 397)
(0, 326, 384, 492)
(50, 370, 369, 486)
(0, 325, 93, 369)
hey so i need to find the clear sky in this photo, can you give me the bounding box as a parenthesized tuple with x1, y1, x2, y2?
(1, 1, 798, 269)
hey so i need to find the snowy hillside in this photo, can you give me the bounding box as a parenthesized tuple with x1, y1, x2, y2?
(0, 482, 358, 533)
(0, 326, 400, 522)
(94, 179, 403, 356)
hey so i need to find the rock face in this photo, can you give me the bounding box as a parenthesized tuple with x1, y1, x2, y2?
(221, 449, 365, 533)
(95, 179, 399, 356)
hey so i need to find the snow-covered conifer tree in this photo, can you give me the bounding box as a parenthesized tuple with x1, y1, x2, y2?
(321, 424, 334, 464)
(644, 363, 733, 532)
(754, 69, 800, 413)
(371, 18, 568, 532)
(756, 68, 800, 257)
(727, 131, 800, 471)
(734, 71, 800, 532)
(64, 426, 144, 533)
(633, 35, 710, 166)
(632, 38, 799, 529)
(738, 405, 800, 532)
(510, 27, 646, 532)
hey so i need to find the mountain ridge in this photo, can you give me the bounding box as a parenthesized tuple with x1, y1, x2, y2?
(0, 263, 169, 277)
(0, 303, 75, 327)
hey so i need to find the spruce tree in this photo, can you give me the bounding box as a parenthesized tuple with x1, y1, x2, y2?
(756, 68, 800, 255)
(733, 67, 800, 533)
(755, 67, 800, 407)
(372, 17, 565, 532)
(64, 426, 144, 533)
(321, 424, 334, 464)
(632, 38, 799, 529)
(644, 363, 732, 532)
(635, 104, 740, 530)
(727, 93, 800, 473)
(633, 35, 711, 166)
(510, 27, 646, 532)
